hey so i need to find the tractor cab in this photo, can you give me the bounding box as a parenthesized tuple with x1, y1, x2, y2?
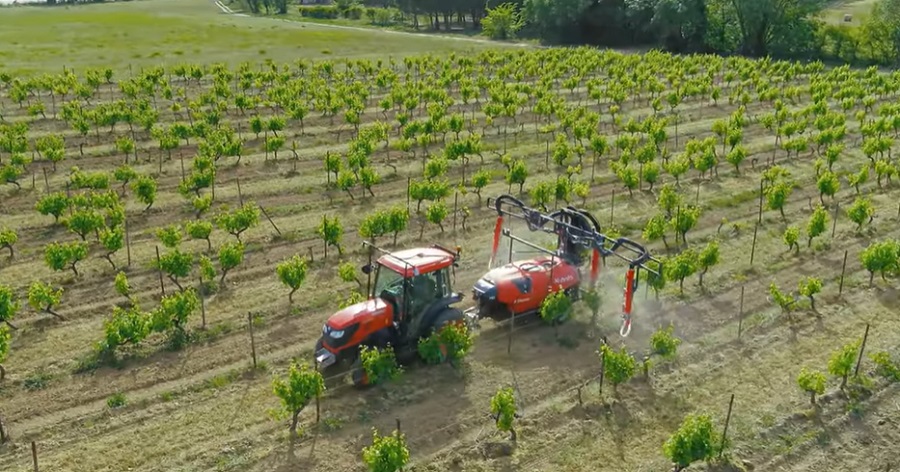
(364, 246, 460, 338)
(315, 244, 465, 378)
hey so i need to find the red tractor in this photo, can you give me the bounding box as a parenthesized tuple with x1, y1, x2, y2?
(315, 242, 465, 386)
(465, 194, 660, 337)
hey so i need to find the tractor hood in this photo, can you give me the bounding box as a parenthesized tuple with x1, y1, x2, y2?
(326, 298, 391, 330)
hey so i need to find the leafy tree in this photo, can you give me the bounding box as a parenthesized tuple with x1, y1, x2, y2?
(102, 305, 149, 353)
(425, 201, 449, 232)
(35, 134, 65, 171)
(783, 226, 800, 253)
(27, 281, 64, 319)
(338, 262, 362, 287)
(132, 175, 157, 211)
(185, 220, 213, 251)
(662, 413, 719, 472)
(218, 242, 244, 285)
(797, 367, 826, 405)
(643, 214, 669, 250)
(114, 271, 130, 301)
(482, 2, 525, 40)
(98, 225, 125, 271)
(387, 207, 409, 245)
(859, 239, 899, 286)
(657, 183, 682, 218)
(665, 248, 697, 294)
(599, 344, 636, 394)
(529, 180, 553, 210)
(816, 171, 840, 204)
(36, 192, 70, 223)
(847, 197, 874, 232)
(471, 169, 491, 201)
(766, 180, 793, 220)
(215, 203, 260, 242)
(798, 277, 822, 311)
(725, 145, 747, 173)
(670, 206, 700, 244)
(0, 228, 17, 258)
(489, 387, 518, 441)
(0, 285, 19, 330)
(505, 159, 528, 193)
(539, 289, 572, 326)
(45, 241, 88, 276)
(156, 224, 183, 249)
(828, 338, 861, 390)
(272, 360, 325, 436)
(359, 345, 402, 385)
(150, 288, 199, 339)
(361, 427, 409, 472)
(276, 255, 308, 303)
(806, 205, 828, 248)
(316, 215, 344, 256)
(768, 282, 796, 315)
(650, 323, 681, 359)
(697, 241, 719, 288)
(417, 322, 473, 366)
(157, 248, 193, 290)
(65, 209, 104, 241)
(869, 351, 900, 382)
(359, 210, 390, 244)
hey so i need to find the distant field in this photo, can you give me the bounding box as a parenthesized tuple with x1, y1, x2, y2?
(0, 0, 494, 75)
(821, 0, 878, 24)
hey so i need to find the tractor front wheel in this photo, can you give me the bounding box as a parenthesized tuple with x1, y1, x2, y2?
(351, 357, 370, 389)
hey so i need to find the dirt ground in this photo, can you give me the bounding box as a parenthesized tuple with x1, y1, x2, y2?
(0, 49, 898, 472)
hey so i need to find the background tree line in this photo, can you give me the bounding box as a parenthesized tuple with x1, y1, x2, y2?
(297, 0, 900, 66)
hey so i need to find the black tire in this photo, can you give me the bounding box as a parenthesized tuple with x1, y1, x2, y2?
(425, 308, 465, 364)
(351, 356, 370, 389)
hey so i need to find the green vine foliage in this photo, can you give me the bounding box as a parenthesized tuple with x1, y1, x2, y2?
(539, 288, 573, 325)
(489, 386, 518, 440)
(361, 427, 409, 472)
(359, 345, 402, 385)
(417, 322, 473, 366)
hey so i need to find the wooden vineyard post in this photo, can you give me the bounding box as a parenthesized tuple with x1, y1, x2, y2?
(406, 177, 411, 215)
(749, 223, 759, 266)
(757, 179, 764, 224)
(0, 414, 7, 443)
(452, 191, 458, 233)
(259, 205, 281, 236)
(831, 202, 839, 238)
(719, 393, 735, 458)
(31, 441, 38, 472)
(675, 206, 681, 247)
(737, 285, 745, 340)
(42, 168, 50, 194)
(179, 153, 186, 180)
(247, 312, 257, 370)
(695, 179, 701, 205)
(211, 175, 216, 201)
(396, 418, 404, 472)
(598, 346, 606, 398)
(199, 276, 207, 330)
(854, 323, 870, 377)
(155, 245, 165, 296)
(308, 246, 314, 263)
(838, 250, 849, 296)
(124, 216, 132, 267)
(609, 190, 616, 226)
(237, 176, 244, 206)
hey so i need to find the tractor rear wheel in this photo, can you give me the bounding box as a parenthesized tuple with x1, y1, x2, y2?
(428, 308, 465, 364)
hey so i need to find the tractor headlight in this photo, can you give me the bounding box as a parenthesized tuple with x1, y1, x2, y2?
(330, 330, 345, 339)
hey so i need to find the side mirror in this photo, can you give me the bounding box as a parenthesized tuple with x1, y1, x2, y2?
(361, 264, 372, 275)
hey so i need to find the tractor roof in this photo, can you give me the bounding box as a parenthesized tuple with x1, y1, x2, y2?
(378, 247, 456, 277)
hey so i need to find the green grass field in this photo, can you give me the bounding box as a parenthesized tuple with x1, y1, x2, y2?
(821, 0, 878, 24)
(0, 0, 495, 75)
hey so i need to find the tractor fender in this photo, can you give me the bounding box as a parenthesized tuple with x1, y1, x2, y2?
(429, 307, 465, 334)
(418, 293, 463, 338)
